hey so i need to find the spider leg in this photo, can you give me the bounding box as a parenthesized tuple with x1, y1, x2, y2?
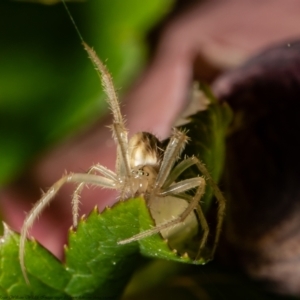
(162, 192, 209, 259)
(194, 200, 209, 259)
(147, 128, 189, 206)
(159, 177, 203, 196)
(113, 123, 133, 198)
(19, 172, 117, 284)
(162, 157, 202, 189)
(83, 43, 132, 183)
(157, 155, 226, 257)
(154, 156, 211, 258)
(82, 43, 123, 126)
(118, 177, 206, 245)
(192, 157, 226, 257)
(72, 164, 118, 227)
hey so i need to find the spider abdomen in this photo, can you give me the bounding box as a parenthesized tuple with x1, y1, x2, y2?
(128, 132, 163, 168)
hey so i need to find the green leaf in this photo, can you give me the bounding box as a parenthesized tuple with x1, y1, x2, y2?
(0, 198, 199, 298)
(0, 225, 71, 298)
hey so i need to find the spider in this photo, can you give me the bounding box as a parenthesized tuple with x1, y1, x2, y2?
(19, 41, 226, 283)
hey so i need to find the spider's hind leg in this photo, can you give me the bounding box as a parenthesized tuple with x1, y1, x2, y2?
(193, 157, 226, 257)
(162, 155, 226, 258)
(194, 200, 209, 260)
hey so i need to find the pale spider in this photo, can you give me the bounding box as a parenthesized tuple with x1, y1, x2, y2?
(19, 44, 226, 283)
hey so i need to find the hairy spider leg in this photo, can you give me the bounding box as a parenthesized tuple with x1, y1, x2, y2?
(58, 5, 131, 181)
(159, 156, 210, 256)
(193, 157, 226, 257)
(82, 43, 131, 182)
(171, 192, 209, 259)
(160, 155, 225, 257)
(72, 164, 118, 227)
(147, 128, 189, 207)
(19, 173, 118, 284)
(70, 43, 136, 230)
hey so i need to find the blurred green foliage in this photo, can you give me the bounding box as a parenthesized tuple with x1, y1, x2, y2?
(0, 0, 173, 185)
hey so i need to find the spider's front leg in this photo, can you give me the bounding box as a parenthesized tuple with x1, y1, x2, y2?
(72, 164, 118, 227)
(83, 44, 133, 197)
(19, 172, 118, 284)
